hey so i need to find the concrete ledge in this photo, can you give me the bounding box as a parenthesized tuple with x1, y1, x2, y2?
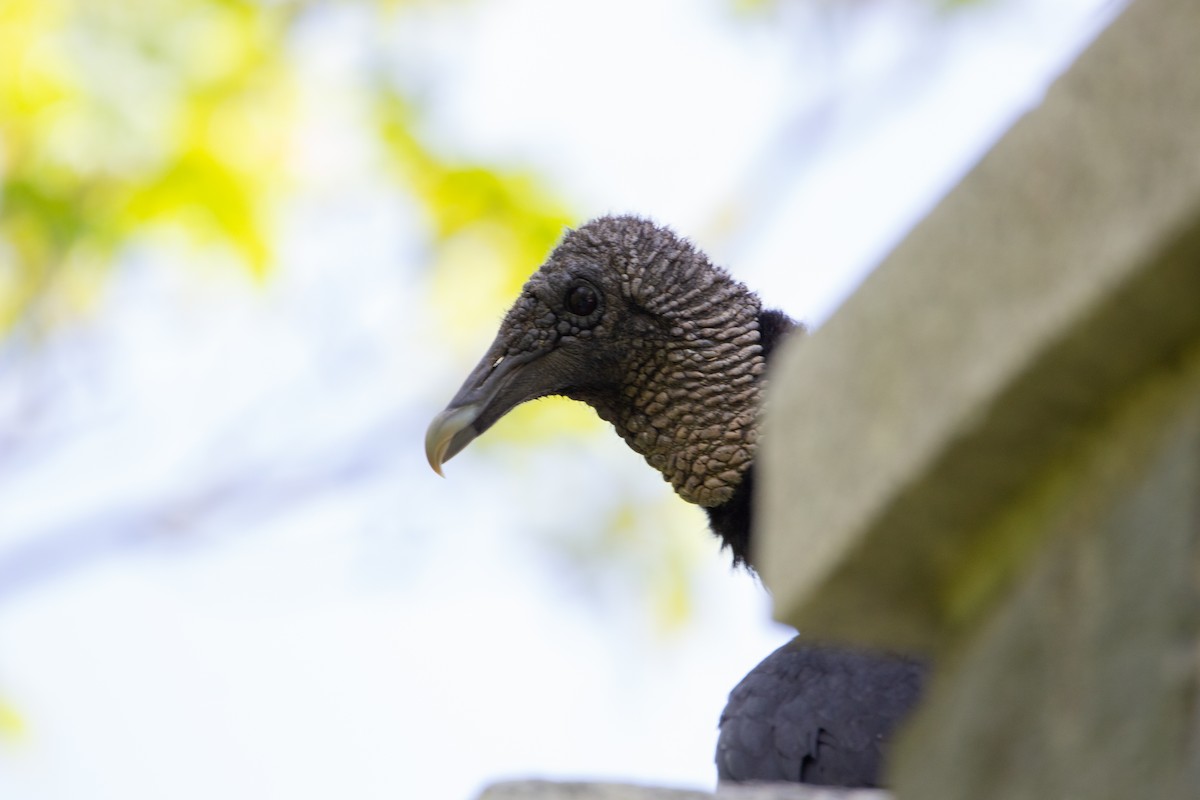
(475, 780, 888, 800)
(758, 0, 1200, 649)
(888, 347, 1200, 797)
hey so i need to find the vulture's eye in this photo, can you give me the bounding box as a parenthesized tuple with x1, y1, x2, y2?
(564, 283, 599, 317)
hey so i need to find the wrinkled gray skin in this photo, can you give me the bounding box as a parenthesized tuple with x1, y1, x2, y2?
(427, 215, 768, 509)
(426, 215, 926, 788)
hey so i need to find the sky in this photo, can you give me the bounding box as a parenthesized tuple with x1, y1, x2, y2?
(0, 1, 1122, 798)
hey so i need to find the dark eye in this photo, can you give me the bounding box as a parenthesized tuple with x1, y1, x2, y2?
(564, 283, 598, 316)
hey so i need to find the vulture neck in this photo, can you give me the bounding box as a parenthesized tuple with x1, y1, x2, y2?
(594, 306, 799, 568)
(579, 290, 770, 511)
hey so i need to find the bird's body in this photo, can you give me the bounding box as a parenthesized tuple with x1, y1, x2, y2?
(717, 638, 926, 785)
(426, 215, 926, 788)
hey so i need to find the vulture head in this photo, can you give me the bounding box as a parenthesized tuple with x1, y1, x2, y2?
(426, 215, 800, 563)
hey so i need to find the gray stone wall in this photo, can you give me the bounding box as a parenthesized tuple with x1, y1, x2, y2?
(893, 345, 1200, 799)
(756, 0, 1200, 796)
(758, 0, 1200, 651)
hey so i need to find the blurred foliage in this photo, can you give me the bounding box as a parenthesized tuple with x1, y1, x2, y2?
(374, 90, 574, 348)
(0, 0, 574, 339)
(603, 501, 706, 633)
(0, 0, 293, 331)
(0, 0, 786, 647)
(0, 697, 23, 742)
(0, 0, 704, 628)
(372, 88, 600, 449)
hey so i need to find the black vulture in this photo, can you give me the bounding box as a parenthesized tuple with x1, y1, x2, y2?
(425, 215, 926, 788)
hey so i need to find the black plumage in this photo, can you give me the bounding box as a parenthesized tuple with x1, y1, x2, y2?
(426, 215, 927, 788)
(717, 638, 925, 785)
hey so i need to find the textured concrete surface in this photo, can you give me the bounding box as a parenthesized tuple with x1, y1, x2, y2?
(892, 341, 1200, 799)
(475, 780, 889, 800)
(754, 0, 1200, 797)
(758, 0, 1200, 650)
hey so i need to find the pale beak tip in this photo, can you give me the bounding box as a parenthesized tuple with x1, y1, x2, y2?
(424, 427, 449, 477)
(429, 445, 447, 476)
(424, 403, 481, 477)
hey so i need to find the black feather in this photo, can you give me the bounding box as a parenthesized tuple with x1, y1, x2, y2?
(716, 640, 926, 786)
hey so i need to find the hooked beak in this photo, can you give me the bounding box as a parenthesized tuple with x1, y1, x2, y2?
(425, 344, 551, 476)
(424, 404, 482, 477)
